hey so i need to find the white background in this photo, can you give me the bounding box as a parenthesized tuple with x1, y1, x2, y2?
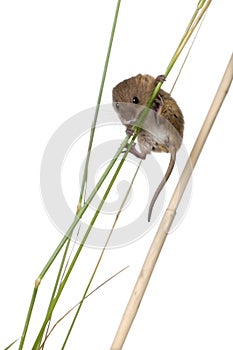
(0, 1, 232, 349)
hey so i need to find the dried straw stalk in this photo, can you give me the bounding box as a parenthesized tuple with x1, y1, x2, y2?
(111, 53, 233, 350)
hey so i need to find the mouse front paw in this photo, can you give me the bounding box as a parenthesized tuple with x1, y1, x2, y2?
(155, 74, 166, 84)
(125, 124, 135, 136)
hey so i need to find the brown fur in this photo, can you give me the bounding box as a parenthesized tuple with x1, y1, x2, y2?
(112, 74, 184, 221)
(113, 74, 184, 140)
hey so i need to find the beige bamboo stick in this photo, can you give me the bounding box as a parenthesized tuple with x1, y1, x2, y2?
(110, 53, 233, 350)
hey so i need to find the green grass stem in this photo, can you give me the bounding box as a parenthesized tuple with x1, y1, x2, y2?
(4, 338, 19, 350)
(78, 0, 122, 211)
(133, 0, 212, 137)
(18, 1, 213, 348)
(61, 162, 142, 348)
(32, 144, 133, 349)
(39, 266, 129, 348)
(36, 240, 72, 350)
(18, 135, 129, 350)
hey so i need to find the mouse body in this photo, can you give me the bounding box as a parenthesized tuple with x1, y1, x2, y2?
(112, 74, 184, 221)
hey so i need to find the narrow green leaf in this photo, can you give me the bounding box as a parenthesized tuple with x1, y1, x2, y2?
(3, 338, 19, 350)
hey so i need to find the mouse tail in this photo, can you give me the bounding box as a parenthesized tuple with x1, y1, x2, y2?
(148, 150, 176, 222)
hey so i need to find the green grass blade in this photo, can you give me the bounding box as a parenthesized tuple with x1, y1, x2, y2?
(19, 135, 129, 349)
(39, 267, 129, 348)
(78, 0, 122, 211)
(18, 286, 39, 350)
(18, 1, 213, 349)
(165, 0, 212, 77)
(3, 338, 19, 350)
(170, 12, 207, 94)
(133, 0, 212, 135)
(32, 143, 132, 349)
(35, 240, 72, 350)
(61, 162, 142, 348)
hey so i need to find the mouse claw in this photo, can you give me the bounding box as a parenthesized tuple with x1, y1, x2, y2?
(125, 125, 135, 136)
(155, 74, 166, 84)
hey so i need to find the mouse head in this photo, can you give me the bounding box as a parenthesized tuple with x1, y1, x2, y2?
(112, 74, 157, 125)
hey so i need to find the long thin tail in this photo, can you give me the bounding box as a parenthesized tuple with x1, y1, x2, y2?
(148, 150, 176, 222)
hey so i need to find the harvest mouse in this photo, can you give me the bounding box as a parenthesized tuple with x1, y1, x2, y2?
(112, 74, 184, 221)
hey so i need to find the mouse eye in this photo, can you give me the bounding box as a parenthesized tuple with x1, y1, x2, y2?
(115, 102, 120, 110)
(132, 96, 139, 104)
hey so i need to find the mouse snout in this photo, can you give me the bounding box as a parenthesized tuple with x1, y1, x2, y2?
(117, 102, 142, 124)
